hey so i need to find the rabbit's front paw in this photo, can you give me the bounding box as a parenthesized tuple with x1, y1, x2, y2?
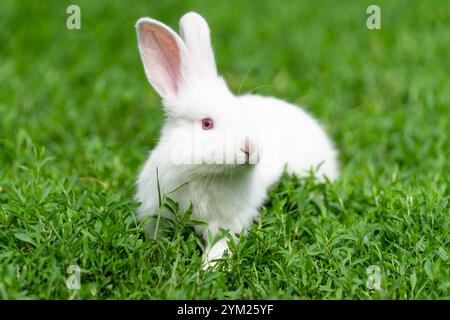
(202, 238, 229, 270)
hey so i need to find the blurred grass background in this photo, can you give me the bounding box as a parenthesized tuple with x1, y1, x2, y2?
(0, 0, 449, 299)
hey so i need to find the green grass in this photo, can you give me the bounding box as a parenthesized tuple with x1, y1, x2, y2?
(0, 0, 449, 299)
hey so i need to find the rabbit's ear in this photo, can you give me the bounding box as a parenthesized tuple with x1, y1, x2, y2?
(136, 18, 191, 98)
(179, 12, 217, 78)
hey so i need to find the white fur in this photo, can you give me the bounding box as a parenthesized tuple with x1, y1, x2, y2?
(135, 12, 339, 267)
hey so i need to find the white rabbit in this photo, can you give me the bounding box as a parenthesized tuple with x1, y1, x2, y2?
(135, 12, 339, 267)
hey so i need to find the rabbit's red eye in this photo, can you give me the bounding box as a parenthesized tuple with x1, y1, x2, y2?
(201, 118, 214, 130)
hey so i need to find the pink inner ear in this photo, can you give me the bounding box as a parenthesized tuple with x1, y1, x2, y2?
(140, 23, 181, 95)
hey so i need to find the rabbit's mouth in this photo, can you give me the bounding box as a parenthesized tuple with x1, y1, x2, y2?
(240, 148, 250, 164)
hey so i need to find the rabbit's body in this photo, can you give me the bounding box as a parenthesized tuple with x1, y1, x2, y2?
(238, 94, 338, 180)
(134, 12, 338, 266)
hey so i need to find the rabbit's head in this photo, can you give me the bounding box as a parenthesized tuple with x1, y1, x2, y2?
(136, 12, 260, 175)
